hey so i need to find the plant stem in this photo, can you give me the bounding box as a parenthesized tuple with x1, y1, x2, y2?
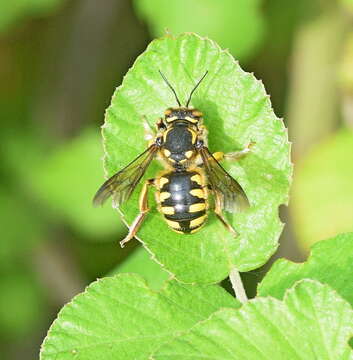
(229, 268, 248, 303)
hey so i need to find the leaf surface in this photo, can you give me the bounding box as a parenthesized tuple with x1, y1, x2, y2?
(40, 274, 239, 360)
(153, 280, 353, 360)
(102, 34, 292, 282)
(258, 233, 353, 306)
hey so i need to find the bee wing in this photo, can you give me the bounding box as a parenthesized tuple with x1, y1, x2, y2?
(93, 144, 158, 207)
(199, 146, 249, 213)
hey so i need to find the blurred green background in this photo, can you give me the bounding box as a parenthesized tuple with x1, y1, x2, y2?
(1, 0, 352, 358)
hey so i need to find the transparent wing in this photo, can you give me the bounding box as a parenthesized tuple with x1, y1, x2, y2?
(199, 146, 249, 213)
(93, 145, 158, 207)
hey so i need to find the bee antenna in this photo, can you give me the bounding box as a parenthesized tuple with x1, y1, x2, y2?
(186, 70, 208, 107)
(159, 70, 181, 107)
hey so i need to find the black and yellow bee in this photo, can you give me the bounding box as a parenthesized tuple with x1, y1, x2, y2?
(93, 71, 254, 247)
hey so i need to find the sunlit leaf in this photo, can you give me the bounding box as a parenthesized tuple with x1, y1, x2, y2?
(258, 233, 353, 306)
(101, 33, 292, 283)
(153, 280, 353, 360)
(40, 274, 239, 360)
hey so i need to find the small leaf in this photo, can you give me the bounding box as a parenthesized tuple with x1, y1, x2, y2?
(102, 33, 292, 283)
(109, 247, 170, 290)
(258, 232, 353, 306)
(133, 0, 265, 61)
(153, 280, 353, 360)
(40, 274, 239, 360)
(291, 128, 353, 250)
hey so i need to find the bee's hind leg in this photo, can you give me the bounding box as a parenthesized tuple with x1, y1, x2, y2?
(120, 178, 155, 248)
(214, 193, 238, 236)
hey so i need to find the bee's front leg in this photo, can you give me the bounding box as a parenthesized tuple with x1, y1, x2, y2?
(213, 141, 255, 162)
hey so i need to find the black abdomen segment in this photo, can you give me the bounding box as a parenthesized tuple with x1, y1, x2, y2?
(157, 170, 207, 234)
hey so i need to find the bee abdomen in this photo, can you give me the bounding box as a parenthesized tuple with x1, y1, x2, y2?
(157, 170, 207, 234)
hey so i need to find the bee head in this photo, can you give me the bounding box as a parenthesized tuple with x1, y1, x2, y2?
(164, 107, 203, 125)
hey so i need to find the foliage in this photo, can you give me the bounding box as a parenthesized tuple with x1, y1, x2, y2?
(28, 129, 125, 240)
(102, 33, 292, 283)
(153, 280, 353, 360)
(258, 232, 353, 305)
(0, 0, 63, 33)
(40, 274, 239, 359)
(109, 246, 170, 290)
(291, 129, 353, 249)
(133, 0, 265, 61)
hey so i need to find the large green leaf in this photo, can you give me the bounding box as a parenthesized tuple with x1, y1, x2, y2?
(133, 0, 265, 61)
(153, 280, 353, 360)
(40, 274, 239, 360)
(102, 33, 292, 283)
(291, 129, 353, 250)
(258, 233, 353, 305)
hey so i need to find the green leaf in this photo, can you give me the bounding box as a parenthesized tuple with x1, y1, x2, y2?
(291, 128, 353, 250)
(109, 247, 170, 290)
(133, 0, 265, 61)
(40, 274, 239, 360)
(258, 233, 353, 306)
(153, 280, 353, 360)
(102, 33, 292, 283)
(0, 0, 63, 33)
(29, 128, 125, 240)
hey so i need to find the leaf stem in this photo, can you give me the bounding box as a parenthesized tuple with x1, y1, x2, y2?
(229, 268, 248, 303)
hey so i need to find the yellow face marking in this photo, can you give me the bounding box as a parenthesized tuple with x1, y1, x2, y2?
(190, 215, 207, 228)
(164, 149, 171, 157)
(187, 128, 197, 144)
(179, 159, 187, 164)
(164, 109, 172, 116)
(185, 150, 194, 159)
(166, 116, 177, 123)
(185, 116, 198, 124)
(165, 219, 180, 229)
(189, 203, 206, 212)
(159, 177, 169, 188)
(191, 174, 202, 186)
(190, 189, 205, 198)
(161, 206, 175, 215)
(192, 110, 203, 117)
(159, 192, 171, 201)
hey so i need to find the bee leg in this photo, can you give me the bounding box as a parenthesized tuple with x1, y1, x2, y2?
(223, 141, 256, 161)
(156, 117, 166, 131)
(120, 179, 155, 248)
(214, 193, 238, 236)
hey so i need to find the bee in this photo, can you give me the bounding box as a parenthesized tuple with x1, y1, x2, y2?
(93, 70, 254, 247)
